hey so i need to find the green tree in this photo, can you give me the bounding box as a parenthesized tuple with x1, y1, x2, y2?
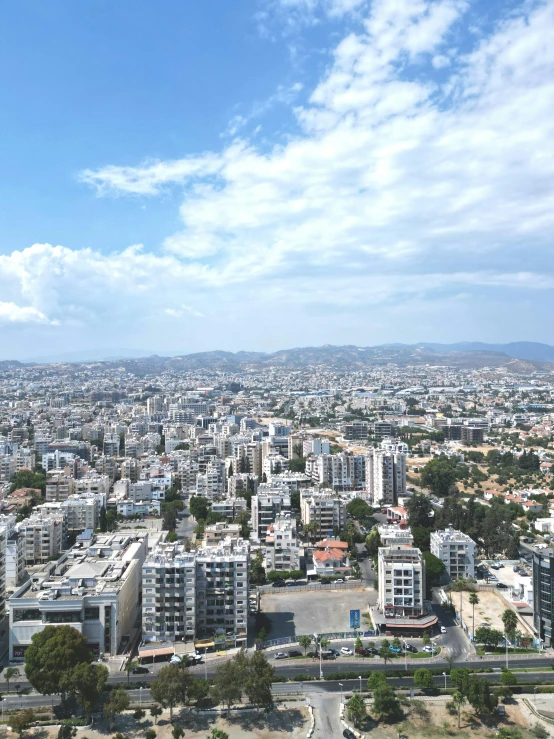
(502, 609, 518, 638)
(150, 664, 192, 720)
(104, 687, 130, 729)
(501, 670, 517, 686)
(188, 678, 210, 709)
(4, 666, 20, 693)
(469, 593, 479, 640)
(468, 677, 497, 716)
(391, 637, 402, 651)
(347, 693, 367, 728)
(171, 727, 184, 739)
(422, 552, 446, 596)
(57, 725, 76, 739)
(422, 633, 431, 647)
(365, 529, 382, 557)
(406, 494, 433, 528)
(379, 639, 393, 664)
(133, 709, 146, 721)
(299, 635, 312, 655)
(452, 691, 467, 729)
(245, 651, 274, 711)
(372, 685, 401, 721)
(125, 659, 139, 684)
(60, 662, 108, 722)
(212, 653, 246, 714)
(368, 672, 388, 691)
(420, 457, 457, 497)
(530, 722, 549, 739)
(249, 550, 266, 585)
(145, 731, 157, 739)
(413, 669, 434, 689)
(150, 705, 163, 724)
(24, 625, 93, 696)
(207, 730, 230, 739)
(10, 709, 35, 736)
(355, 637, 363, 650)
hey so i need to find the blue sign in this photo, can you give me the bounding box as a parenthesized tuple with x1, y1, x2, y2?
(350, 609, 361, 629)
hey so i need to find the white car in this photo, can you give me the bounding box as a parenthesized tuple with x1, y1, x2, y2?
(440, 626, 447, 634)
(340, 647, 353, 655)
(169, 655, 182, 664)
(274, 652, 288, 660)
(423, 646, 437, 654)
(335, 579, 344, 583)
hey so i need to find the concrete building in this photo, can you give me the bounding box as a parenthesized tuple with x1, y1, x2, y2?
(533, 548, 554, 647)
(8, 532, 148, 659)
(45, 472, 75, 502)
(251, 492, 291, 540)
(17, 512, 65, 564)
(378, 524, 414, 547)
(264, 514, 300, 572)
(377, 544, 425, 617)
(368, 449, 406, 507)
(211, 497, 248, 521)
(430, 526, 476, 580)
(300, 491, 347, 539)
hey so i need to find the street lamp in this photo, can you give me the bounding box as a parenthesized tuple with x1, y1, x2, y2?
(359, 676, 362, 694)
(339, 683, 344, 704)
(139, 687, 143, 707)
(442, 672, 447, 690)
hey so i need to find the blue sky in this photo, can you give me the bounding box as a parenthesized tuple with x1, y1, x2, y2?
(0, 0, 553, 359)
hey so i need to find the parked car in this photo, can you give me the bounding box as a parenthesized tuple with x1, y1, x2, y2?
(440, 626, 447, 634)
(335, 579, 344, 583)
(132, 666, 149, 674)
(343, 730, 357, 739)
(170, 655, 182, 664)
(288, 650, 302, 657)
(423, 646, 437, 654)
(272, 580, 286, 588)
(390, 646, 402, 653)
(274, 652, 288, 660)
(367, 647, 380, 655)
(355, 647, 372, 657)
(403, 643, 418, 653)
(329, 648, 340, 656)
(340, 647, 353, 655)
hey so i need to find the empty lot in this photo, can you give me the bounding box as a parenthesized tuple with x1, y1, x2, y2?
(262, 588, 375, 638)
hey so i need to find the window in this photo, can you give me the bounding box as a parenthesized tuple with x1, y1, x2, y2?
(13, 609, 41, 622)
(85, 607, 100, 620)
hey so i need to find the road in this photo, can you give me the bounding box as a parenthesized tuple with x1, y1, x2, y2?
(175, 508, 196, 540)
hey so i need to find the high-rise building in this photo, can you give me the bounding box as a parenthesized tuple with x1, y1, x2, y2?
(367, 449, 406, 506)
(300, 491, 346, 538)
(377, 544, 425, 618)
(533, 548, 554, 647)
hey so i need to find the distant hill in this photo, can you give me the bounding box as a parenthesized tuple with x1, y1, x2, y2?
(411, 342, 554, 362)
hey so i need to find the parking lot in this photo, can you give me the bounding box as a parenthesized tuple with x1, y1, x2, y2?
(261, 588, 374, 639)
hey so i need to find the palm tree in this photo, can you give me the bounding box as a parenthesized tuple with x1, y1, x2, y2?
(502, 609, 518, 644)
(125, 659, 139, 683)
(4, 667, 20, 693)
(452, 691, 467, 728)
(469, 593, 479, 642)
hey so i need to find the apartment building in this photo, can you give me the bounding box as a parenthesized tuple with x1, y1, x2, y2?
(45, 472, 75, 502)
(430, 526, 476, 580)
(367, 449, 406, 506)
(377, 544, 425, 618)
(36, 493, 101, 532)
(8, 533, 147, 660)
(300, 491, 347, 538)
(264, 514, 300, 572)
(203, 522, 242, 547)
(251, 492, 291, 540)
(378, 524, 414, 547)
(142, 537, 249, 650)
(211, 497, 248, 521)
(17, 512, 65, 564)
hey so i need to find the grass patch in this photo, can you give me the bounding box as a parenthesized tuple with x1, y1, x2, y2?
(476, 646, 539, 655)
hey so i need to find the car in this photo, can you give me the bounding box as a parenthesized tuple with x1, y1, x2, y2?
(132, 666, 149, 674)
(423, 646, 437, 654)
(274, 652, 288, 660)
(440, 626, 447, 634)
(367, 647, 379, 655)
(169, 655, 182, 664)
(403, 643, 418, 653)
(390, 646, 402, 653)
(343, 730, 357, 739)
(340, 647, 353, 655)
(288, 650, 302, 657)
(355, 647, 372, 657)
(496, 582, 508, 588)
(272, 580, 286, 588)
(329, 648, 340, 656)
(335, 579, 344, 583)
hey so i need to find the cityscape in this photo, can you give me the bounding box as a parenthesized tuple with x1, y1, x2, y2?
(1, 0, 554, 737)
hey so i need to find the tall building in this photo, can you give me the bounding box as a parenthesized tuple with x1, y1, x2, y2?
(430, 526, 476, 580)
(533, 548, 554, 647)
(377, 544, 425, 618)
(300, 491, 347, 538)
(367, 449, 406, 506)
(264, 514, 300, 572)
(251, 493, 291, 540)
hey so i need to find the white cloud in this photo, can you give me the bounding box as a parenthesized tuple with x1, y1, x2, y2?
(0, 301, 53, 325)
(6, 0, 553, 352)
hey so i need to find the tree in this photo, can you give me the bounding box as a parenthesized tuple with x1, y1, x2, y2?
(422, 633, 431, 647)
(379, 639, 393, 664)
(422, 552, 446, 596)
(208, 730, 230, 739)
(469, 593, 479, 640)
(188, 678, 210, 709)
(57, 725, 76, 739)
(406, 494, 433, 528)
(368, 672, 388, 691)
(145, 731, 157, 739)
(468, 677, 497, 716)
(133, 709, 146, 721)
(391, 637, 402, 651)
(355, 637, 363, 650)
(501, 670, 517, 686)
(245, 651, 274, 711)
(414, 669, 434, 689)
(420, 457, 457, 497)
(171, 727, 184, 739)
(365, 529, 382, 557)
(10, 709, 35, 736)
(299, 635, 312, 655)
(212, 654, 246, 714)
(104, 687, 130, 729)
(475, 626, 503, 649)
(150, 705, 163, 724)
(150, 664, 191, 720)
(372, 685, 401, 721)
(60, 662, 108, 722)
(4, 667, 20, 693)
(452, 691, 467, 729)
(24, 625, 93, 696)
(502, 609, 518, 638)
(531, 723, 549, 739)
(347, 693, 367, 727)
(125, 659, 138, 684)
(249, 550, 266, 585)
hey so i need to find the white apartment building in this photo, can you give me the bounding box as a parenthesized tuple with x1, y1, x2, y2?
(211, 497, 248, 521)
(367, 449, 406, 506)
(0, 515, 25, 592)
(377, 544, 425, 618)
(300, 491, 347, 538)
(17, 512, 65, 564)
(430, 526, 476, 580)
(142, 537, 249, 650)
(251, 492, 291, 540)
(378, 524, 414, 547)
(45, 472, 75, 502)
(8, 533, 147, 660)
(312, 454, 366, 491)
(36, 494, 101, 532)
(73, 473, 110, 503)
(264, 514, 300, 572)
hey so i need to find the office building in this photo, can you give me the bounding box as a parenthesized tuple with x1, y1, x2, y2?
(533, 548, 554, 647)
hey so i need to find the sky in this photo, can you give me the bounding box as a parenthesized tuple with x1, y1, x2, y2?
(1, 0, 554, 360)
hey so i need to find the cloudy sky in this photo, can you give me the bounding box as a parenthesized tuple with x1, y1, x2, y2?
(1, 0, 553, 360)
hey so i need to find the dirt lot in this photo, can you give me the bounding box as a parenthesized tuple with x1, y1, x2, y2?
(456, 588, 533, 637)
(22, 704, 309, 739)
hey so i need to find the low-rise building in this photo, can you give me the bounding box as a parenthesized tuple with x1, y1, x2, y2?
(430, 526, 476, 580)
(378, 524, 414, 547)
